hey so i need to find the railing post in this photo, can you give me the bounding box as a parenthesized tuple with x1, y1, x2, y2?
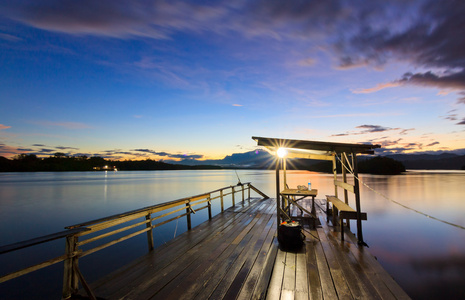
(241, 185, 245, 203)
(145, 213, 154, 251)
(186, 201, 192, 230)
(248, 183, 251, 200)
(62, 235, 79, 299)
(220, 190, 224, 212)
(207, 197, 212, 220)
(231, 186, 235, 206)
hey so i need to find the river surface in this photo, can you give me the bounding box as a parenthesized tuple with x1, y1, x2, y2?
(1, 170, 464, 299)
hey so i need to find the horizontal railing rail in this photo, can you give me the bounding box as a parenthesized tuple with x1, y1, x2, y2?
(0, 182, 268, 299)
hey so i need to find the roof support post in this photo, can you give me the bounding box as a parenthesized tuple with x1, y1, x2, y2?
(332, 155, 338, 198)
(275, 158, 281, 227)
(342, 153, 350, 230)
(353, 152, 365, 245)
(282, 157, 287, 188)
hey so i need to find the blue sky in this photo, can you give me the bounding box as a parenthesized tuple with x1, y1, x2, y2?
(1, 0, 465, 161)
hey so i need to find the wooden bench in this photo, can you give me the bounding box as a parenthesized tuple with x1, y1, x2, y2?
(326, 195, 367, 241)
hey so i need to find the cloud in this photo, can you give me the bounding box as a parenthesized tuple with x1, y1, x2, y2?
(17, 148, 34, 152)
(132, 148, 154, 154)
(356, 125, 398, 133)
(131, 148, 203, 159)
(55, 146, 79, 150)
(376, 147, 415, 154)
(232, 104, 243, 107)
(457, 118, 465, 125)
(352, 82, 401, 94)
(458, 92, 465, 104)
(336, 0, 465, 101)
(374, 140, 437, 154)
(0, 33, 22, 41)
(379, 139, 403, 147)
(2, 0, 228, 39)
(4, 0, 465, 102)
(103, 149, 133, 156)
(397, 71, 465, 90)
(0, 124, 11, 130)
(0, 144, 27, 156)
(332, 124, 406, 137)
(444, 112, 458, 121)
(399, 128, 414, 135)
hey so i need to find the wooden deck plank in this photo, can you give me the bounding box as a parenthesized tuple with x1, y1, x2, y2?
(295, 248, 309, 300)
(77, 197, 410, 300)
(250, 237, 279, 300)
(266, 248, 286, 299)
(205, 207, 276, 299)
(337, 237, 396, 300)
(318, 213, 378, 299)
(95, 199, 266, 299)
(280, 251, 296, 300)
(189, 205, 277, 300)
(129, 205, 268, 299)
(315, 199, 409, 300)
(221, 217, 276, 300)
(162, 205, 276, 300)
(235, 218, 277, 300)
(342, 236, 410, 300)
(316, 224, 353, 299)
(304, 230, 323, 300)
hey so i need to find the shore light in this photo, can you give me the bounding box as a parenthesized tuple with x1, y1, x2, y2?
(277, 147, 288, 158)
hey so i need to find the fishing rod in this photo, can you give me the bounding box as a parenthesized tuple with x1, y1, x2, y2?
(234, 169, 242, 185)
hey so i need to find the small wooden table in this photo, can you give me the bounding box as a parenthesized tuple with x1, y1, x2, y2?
(280, 189, 318, 219)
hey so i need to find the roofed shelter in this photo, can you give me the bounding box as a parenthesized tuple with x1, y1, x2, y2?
(252, 136, 381, 245)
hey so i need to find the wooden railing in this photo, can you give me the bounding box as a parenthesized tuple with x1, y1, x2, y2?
(0, 182, 268, 299)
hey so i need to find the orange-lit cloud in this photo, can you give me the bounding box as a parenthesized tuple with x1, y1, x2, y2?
(0, 124, 11, 130)
(352, 82, 402, 94)
(0, 144, 25, 157)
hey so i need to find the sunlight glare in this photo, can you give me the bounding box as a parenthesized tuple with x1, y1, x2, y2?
(277, 147, 288, 158)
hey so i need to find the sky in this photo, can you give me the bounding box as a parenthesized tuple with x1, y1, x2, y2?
(1, 0, 465, 161)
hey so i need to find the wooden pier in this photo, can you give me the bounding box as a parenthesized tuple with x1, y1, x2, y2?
(0, 138, 411, 299)
(77, 197, 410, 300)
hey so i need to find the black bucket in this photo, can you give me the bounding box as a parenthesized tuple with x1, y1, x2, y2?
(277, 220, 304, 252)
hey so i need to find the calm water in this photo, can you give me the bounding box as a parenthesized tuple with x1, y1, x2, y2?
(1, 170, 464, 299)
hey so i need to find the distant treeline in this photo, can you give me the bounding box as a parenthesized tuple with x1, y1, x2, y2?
(0, 153, 221, 172)
(0, 153, 406, 175)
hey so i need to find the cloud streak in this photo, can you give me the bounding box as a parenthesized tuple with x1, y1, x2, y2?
(352, 82, 401, 94)
(131, 148, 203, 160)
(332, 124, 402, 137)
(2, 0, 227, 39)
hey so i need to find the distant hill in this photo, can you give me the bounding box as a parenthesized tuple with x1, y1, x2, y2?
(167, 149, 273, 168)
(171, 150, 465, 171)
(384, 153, 465, 170)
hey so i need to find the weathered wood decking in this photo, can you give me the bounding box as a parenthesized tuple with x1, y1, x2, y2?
(80, 198, 410, 300)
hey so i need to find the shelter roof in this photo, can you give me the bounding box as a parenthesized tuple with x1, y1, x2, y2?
(252, 136, 381, 155)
